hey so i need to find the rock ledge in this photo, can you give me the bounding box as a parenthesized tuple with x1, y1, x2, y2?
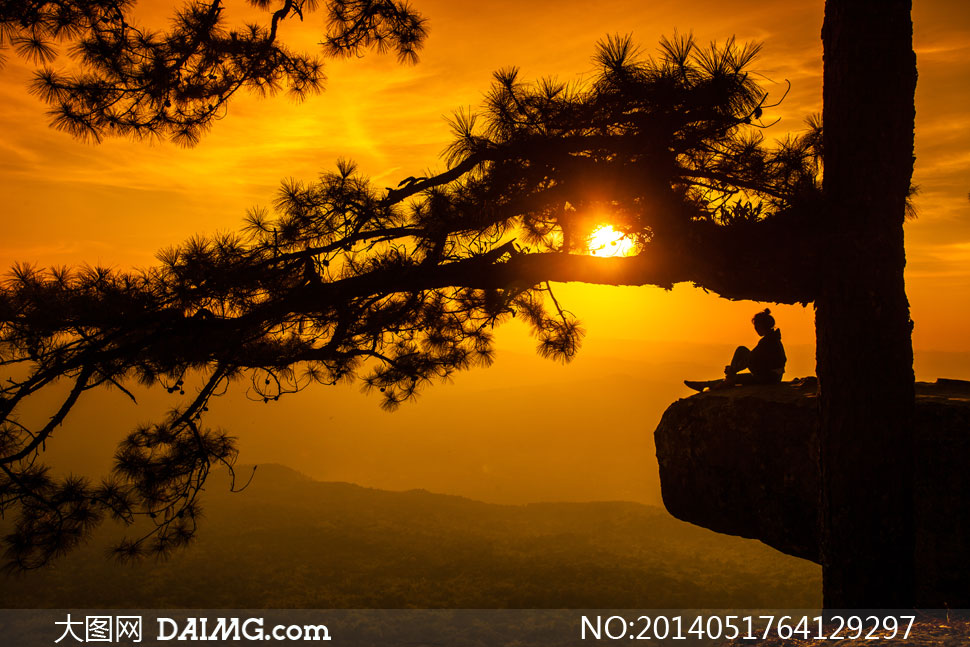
(654, 379, 970, 607)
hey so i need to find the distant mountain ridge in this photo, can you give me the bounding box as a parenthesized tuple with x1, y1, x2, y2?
(0, 464, 820, 608)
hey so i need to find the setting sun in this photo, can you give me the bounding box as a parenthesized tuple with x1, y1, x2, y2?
(587, 225, 636, 257)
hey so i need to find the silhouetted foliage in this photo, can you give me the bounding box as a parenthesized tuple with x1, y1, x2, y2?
(1, 33, 827, 568)
(0, 0, 427, 143)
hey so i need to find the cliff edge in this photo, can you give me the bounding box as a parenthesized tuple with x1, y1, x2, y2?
(654, 379, 970, 607)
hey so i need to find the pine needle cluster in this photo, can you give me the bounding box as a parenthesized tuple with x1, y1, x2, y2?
(1, 0, 427, 143)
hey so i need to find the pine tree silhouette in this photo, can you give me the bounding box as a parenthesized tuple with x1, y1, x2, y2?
(0, 1, 922, 610)
(0, 31, 824, 568)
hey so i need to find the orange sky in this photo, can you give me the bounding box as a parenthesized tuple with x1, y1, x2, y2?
(2, 0, 969, 505)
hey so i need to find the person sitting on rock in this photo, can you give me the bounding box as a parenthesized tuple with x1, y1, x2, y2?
(684, 308, 786, 392)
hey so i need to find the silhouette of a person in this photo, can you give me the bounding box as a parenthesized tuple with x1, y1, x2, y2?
(684, 308, 786, 392)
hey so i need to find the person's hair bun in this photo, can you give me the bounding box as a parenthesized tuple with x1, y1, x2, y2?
(752, 308, 776, 329)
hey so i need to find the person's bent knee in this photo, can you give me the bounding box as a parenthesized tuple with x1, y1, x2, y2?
(729, 346, 751, 372)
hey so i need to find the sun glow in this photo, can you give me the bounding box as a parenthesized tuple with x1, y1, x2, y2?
(587, 225, 636, 257)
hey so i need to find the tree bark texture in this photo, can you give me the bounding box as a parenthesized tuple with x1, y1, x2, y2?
(818, 0, 918, 607)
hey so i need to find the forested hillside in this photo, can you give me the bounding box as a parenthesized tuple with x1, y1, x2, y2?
(1, 465, 820, 607)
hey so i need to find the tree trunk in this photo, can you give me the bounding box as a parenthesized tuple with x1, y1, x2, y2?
(817, 0, 918, 607)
